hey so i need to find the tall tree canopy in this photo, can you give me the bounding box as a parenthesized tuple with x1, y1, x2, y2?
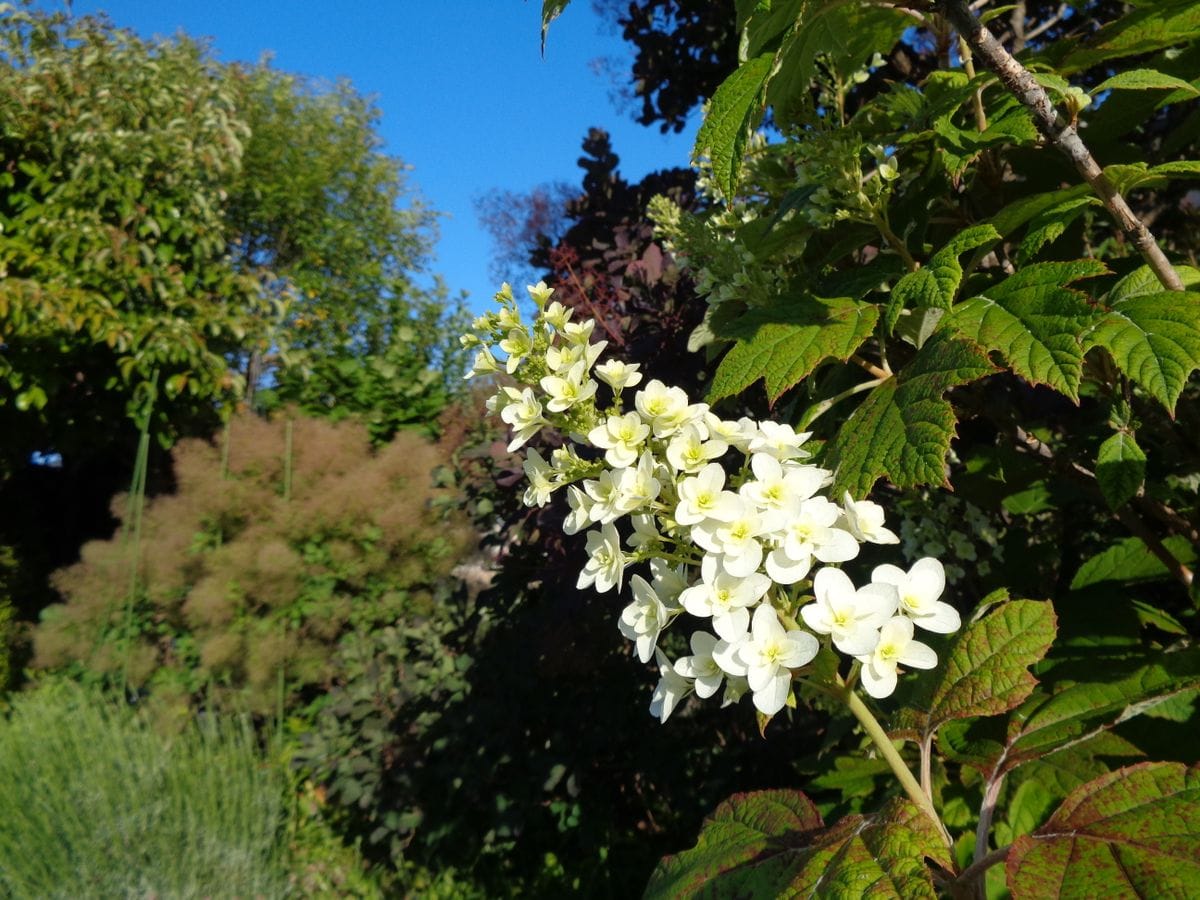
(0, 5, 464, 615)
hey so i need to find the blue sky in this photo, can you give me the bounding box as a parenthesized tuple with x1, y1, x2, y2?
(55, 1, 700, 313)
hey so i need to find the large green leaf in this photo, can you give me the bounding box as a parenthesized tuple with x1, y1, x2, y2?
(694, 54, 774, 200)
(944, 260, 1109, 401)
(1007, 763, 1200, 899)
(708, 297, 879, 403)
(1092, 67, 1200, 97)
(1070, 535, 1198, 590)
(645, 794, 949, 899)
(765, 2, 907, 127)
(1057, 0, 1200, 73)
(1086, 291, 1200, 414)
(1105, 263, 1200, 304)
(942, 651, 1200, 778)
(828, 333, 997, 497)
(1095, 431, 1147, 509)
(885, 225, 1000, 333)
(893, 599, 1057, 743)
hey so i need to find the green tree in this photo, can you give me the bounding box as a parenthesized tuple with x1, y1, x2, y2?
(0, 6, 465, 625)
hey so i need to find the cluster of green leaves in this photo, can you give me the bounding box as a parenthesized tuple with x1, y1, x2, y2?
(0, 5, 274, 457)
(545, 0, 1200, 894)
(0, 6, 464, 459)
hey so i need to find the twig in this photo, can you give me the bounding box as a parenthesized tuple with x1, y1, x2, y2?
(851, 354, 892, 380)
(940, 0, 1185, 292)
(957, 845, 1011, 890)
(1023, 3, 1069, 45)
(972, 773, 1005, 898)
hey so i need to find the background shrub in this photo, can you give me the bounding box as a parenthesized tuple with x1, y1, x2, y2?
(31, 412, 475, 716)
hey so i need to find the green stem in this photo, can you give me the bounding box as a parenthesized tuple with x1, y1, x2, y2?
(799, 377, 886, 429)
(871, 211, 918, 272)
(840, 684, 952, 848)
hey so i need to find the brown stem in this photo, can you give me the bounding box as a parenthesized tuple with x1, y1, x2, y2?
(940, 0, 1185, 292)
(973, 772, 1005, 899)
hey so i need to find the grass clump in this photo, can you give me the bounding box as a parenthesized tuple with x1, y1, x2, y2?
(0, 681, 291, 898)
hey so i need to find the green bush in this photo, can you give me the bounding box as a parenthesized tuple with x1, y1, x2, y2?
(0, 681, 290, 898)
(32, 412, 475, 715)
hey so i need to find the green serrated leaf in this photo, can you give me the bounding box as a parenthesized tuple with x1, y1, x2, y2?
(893, 599, 1057, 742)
(1070, 535, 1197, 590)
(1106, 264, 1200, 304)
(1095, 431, 1146, 509)
(885, 225, 999, 333)
(1087, 290, 1200, 414)
(1131, 599, 1189, 635)
(645, 795, 949, 899)
(540, 0, 571, 51)
(999, 650, 1200, 775)
(694, 54, 773, 199)
(829, 333, 997, 497)
(1007, 763, 1200, 899)
(1059, 0, 1200, 73)
(1092, 67, 1200, 96)
(708, 296, 878, 403)
(1016, 197, 1096, 265)
(944, 260, 1108, 401)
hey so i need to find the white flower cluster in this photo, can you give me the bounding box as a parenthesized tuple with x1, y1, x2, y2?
(462, 282, 961, 722)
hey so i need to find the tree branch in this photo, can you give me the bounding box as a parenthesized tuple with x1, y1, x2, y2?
(940, 0, 1185, 292)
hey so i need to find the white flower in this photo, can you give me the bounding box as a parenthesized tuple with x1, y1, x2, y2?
(522, 449, 555, 507)
(675, 463, 741, 526)
(540, 360, 598, 412)
(561, 318, 596, 346)
(527, 280, 554, 307)
(718, 605, 819, 715)
(705, 413, 757, 453)
(764, 496, 859, 584)
(748, 420, 812, 461)
(619, 575, 671, 663)
(674, 631, 728, 699)
(665, 424, 728, 474)
(857, 616, 937, 699)
(615, 451, 663, 513)
(650, 648, 690, 723)
(466, 347, 501, 379)
(588, 412, 650, 469)
(801, 567, 897, 655)
(595, 359, 642, 392)
(577, 523, 625, 593)
(692, 497, 781, 577)
(635, 379, 703, 438)
(628, 513, 662, 549)
(583, 469, 625, 524)
(649, 558, 688, 609)
(740, 453, 829, 511)
(563, 486, 593, 536)
(543, 300, 572, 330)
(841, 492, 899, 544)
(547, 339, 606, 374)
(871, 558, 960, 633)
(499, 387, 546, 452)
(679, 554, 771, 641)
(499, 327, 532, 373)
